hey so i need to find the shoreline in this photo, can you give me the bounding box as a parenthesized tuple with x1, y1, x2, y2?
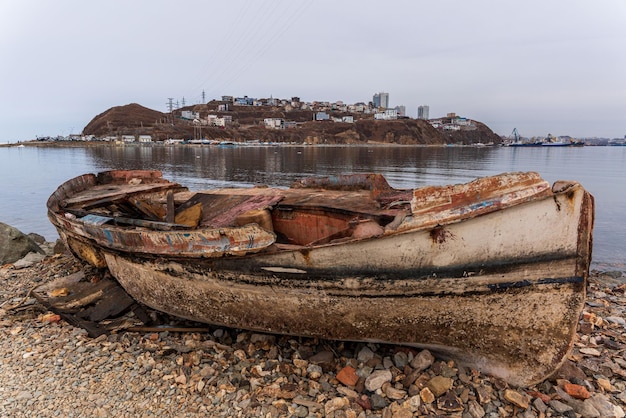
(1, 140, 452, 149)
(2, 138, 619, 150)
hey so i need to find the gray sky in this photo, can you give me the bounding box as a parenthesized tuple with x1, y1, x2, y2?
(1, 0, 625, 142)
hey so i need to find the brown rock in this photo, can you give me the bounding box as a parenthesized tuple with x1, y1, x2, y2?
(425, 376, 453, 397)
(401, 395, 421, 413)
(596, 377, 615, 392)
(365, 370, 392, 392)
(528, 390, 551, 404)
(336, 366, 358, 387)
(388, 402, 413, 418)
(410, 349, 435, 372)
(467, 400, 485, 418)
(580, 347, 602, 356)
(476, 386, 492, 404)
(384, 384, 407, 400)
(0, 222, 43, 264)
(420, 387, 435, 404)
(336, 386, 358, 399)
(277, 383, 298, 399)
(564, 382, 591, 399)
(366, 357, 382, 368)
(324, 397, 349, 416)
(355, 376, 366, 394)
(504, 389, 530, 409)
(554, 359, 587, 381)
(308, 350, 335, 372)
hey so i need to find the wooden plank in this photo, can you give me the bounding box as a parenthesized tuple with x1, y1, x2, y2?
(78, 285, 135, 322)
(48, 280, 119, 312)
(166, 190, 175, 223)
(63, 182, 183, 209)
(76, 212, 191, 231)
(174, 202, 202, 228)
(108, 216, 190, 231)
(80, 195, 127, 210)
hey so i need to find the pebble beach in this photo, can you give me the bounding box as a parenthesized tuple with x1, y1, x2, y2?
(1, 247, 626, 417)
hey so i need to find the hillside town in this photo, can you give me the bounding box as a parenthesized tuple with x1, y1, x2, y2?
(36, 92, 494, 146)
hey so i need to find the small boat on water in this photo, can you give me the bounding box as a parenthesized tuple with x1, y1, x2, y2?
(47, 170, 594, 387)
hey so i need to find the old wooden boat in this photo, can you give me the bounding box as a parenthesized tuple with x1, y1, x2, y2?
(47, 169, 594, 387)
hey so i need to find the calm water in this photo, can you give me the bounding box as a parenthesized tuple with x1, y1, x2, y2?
(1, 144, 624, 270)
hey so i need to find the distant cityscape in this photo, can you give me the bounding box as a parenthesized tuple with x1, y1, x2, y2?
(168, 91, 414, 119)
(171, 92, 476, 134)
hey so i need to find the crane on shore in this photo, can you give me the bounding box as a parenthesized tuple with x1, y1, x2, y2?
(511, 128, 520, 142)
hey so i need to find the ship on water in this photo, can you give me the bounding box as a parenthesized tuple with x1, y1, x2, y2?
(504, 129, 584, 147)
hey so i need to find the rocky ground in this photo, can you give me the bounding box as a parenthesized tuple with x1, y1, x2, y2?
(1, 247, 626, 417)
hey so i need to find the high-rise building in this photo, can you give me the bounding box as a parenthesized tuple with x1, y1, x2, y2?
(417, 105, 430, 120)
(373, 92, 389, 109)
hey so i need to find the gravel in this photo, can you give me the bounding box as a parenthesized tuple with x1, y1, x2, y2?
(1, 251, 626, 417)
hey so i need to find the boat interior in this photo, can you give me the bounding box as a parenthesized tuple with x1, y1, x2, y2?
(55, 171, 414, 247)
(53, 170, 556, 249)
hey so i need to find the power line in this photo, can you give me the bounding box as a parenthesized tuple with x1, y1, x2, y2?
(186, 0, 313, 102)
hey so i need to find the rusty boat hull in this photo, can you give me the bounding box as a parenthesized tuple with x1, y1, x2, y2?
(47, 170, 594, 387)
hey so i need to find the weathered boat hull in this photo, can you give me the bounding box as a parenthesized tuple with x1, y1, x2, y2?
(47, 170, 594, 387)
(104, 184, 592, 387)
(106, 253, 584, 387)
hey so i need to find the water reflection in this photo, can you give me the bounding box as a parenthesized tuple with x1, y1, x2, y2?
(86, 145, 502, 190)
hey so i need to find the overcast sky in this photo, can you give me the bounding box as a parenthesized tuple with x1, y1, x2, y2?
(1, 0, 625, 142)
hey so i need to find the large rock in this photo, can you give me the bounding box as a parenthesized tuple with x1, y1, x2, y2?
(0, 222, 43, 265)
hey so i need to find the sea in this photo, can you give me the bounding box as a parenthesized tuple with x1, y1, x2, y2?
(1, 143, 624, 271)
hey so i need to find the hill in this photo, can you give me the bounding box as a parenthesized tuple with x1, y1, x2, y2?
(82, 103, 502, 145)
